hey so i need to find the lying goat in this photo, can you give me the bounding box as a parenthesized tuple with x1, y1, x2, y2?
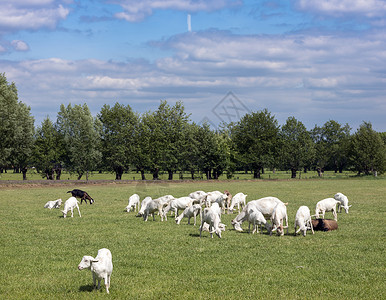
(311, 219, 338, 232)
(44, 198, 62, 209)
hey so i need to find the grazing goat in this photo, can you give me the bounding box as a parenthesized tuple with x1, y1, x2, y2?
(175, 204, 201, 225)
(312, 219, 338, 231)
(229, 193, 247, 213)
(270, 202, 289, 236)
(78, 248, 113, 294)
(189, 191, 208, 205)
(62, 197, 81, 218)
(205, 191, 228, 213)
(44, 198, 62, 209)
(137, 197, 152, 217)
(200, 206, 223, 238)
(315, 198, 340, 221)
(231, 197, 284, 232)
(163, 197, 193, 220)
(125, 194, 140, 212)
(334, 192, 351, 214)
(67, 189, 94, 204)
(142, 199, 166, 222)
(200, 222, 226, 233)
(294, 206, 314, 237)
(247, 207, 271, 234)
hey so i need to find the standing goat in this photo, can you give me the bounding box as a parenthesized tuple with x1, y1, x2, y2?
(78, 248, 113, 294)
(294, 206, 314, 237)
(334, 192, 351, 214)
(62, 197, 81, 218)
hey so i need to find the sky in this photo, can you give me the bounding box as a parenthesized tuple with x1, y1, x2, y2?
(1, 0, 385, 132)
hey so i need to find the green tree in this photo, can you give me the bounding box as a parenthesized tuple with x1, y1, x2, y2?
(279, 117, 315, 178)
(0, 73, 34, 179)
(140, 101, 190, 180)
(98, 103, 138, 180)
(231, 109, 279, 178)
(311, 120, 351, 176)
(56, 103, 102, 180)
(33, 117, 64, 180)
(348, 122, 386, 176)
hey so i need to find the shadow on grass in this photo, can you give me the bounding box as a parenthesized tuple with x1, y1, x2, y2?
(79, 285, 94, 292)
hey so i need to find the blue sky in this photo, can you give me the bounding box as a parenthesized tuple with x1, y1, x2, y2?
(1, 0, 385, 131)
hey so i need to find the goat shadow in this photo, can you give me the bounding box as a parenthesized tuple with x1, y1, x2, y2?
(79, 285, 94, 292)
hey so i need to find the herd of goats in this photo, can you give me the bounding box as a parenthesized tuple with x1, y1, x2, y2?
(43, 188, 351, 294)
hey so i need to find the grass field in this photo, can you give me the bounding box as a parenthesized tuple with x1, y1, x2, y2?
(0, 179, 385, 299)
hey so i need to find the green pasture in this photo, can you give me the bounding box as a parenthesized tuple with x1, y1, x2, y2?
(0, 179, 385, 299)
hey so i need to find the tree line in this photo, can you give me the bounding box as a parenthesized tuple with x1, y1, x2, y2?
(1, 73, 385, 180)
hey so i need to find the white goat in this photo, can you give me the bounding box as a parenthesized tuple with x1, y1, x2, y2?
(200, 222, 226, 233)
(200, 206, 223, 238)
(270, 202, 289, 236)
(294, 206, 314, 237)
(125, 194, 140, 212)
(62, 197, 81, 218)
(231, 196, 284, 232)
(247, 207, 271, 234)
(137, 196, 152, 216)
(163, 197, 193, 220)
(175, 204, 201, 225)
(315, 198, 340, 221)
(229, 193, 247, 213)
(154, 195, 175, 206)
(205, 191, 228, 212)
(142, 199, 166, 222)
(44, 198, 62, 209)
(189, 191, 208, 205)
(78, 248, 113, 294)
(334, 192, 351, 213)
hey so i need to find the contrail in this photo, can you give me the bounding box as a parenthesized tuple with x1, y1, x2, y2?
(187, 14, 191, 32)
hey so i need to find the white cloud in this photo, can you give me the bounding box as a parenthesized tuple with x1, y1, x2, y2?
(1, 28, 385, 131)
(0, 1, 70, 32)
(296, 0, 386, 17)
(11, 40, 29, 51)
(114, 0, 241, 22)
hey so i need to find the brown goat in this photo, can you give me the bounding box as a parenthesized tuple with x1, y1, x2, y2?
(311, 219, 338, 231)
(224, 190, 232, 214)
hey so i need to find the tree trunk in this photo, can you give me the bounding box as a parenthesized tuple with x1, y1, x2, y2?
(55, 167, 62, 180)
(168, 170, 173, 180)
(291, 168, 297, 179)
(22, 167, 27, 180)
(253, 169, 261, 179)
(152, 168, 159, 180)
(115, 166, 123, 180)
(141, 170, 146, 180)
(77, 173, 83, 180)
(191, 170, 195, 180)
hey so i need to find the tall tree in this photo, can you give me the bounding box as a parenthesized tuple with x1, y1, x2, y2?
(311, 120, 351, 176)
(279, 117, 315, 178)
(99, 103, 138, 180)
(56, 103, 102, 180)
(348, 122, 385, 176)
(231, 109, 279, 178)
(33, 117, 64, 180)
(0, 73, 34, 179)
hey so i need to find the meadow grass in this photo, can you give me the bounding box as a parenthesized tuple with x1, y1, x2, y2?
(0, 179, 385, 299)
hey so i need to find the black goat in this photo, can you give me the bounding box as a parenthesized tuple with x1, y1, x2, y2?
(67, 189, 94, 204)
